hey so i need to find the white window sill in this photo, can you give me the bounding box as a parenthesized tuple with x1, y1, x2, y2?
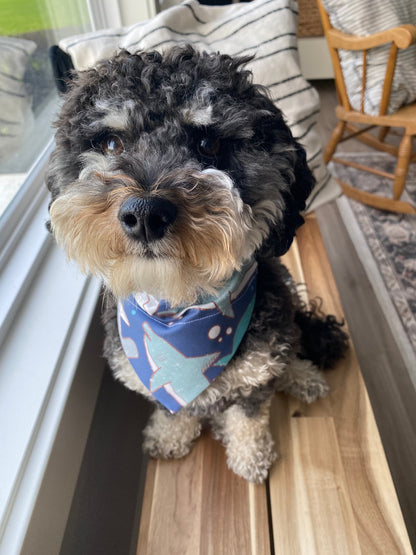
(0, 175, 27, 220)
(0, 141, 101, 554)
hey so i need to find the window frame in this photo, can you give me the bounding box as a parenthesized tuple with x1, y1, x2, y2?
(0, 137, 103, 552)
(0, 2, 157, 551)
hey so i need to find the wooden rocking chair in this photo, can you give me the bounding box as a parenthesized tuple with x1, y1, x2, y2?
(317, 0, 416, 214)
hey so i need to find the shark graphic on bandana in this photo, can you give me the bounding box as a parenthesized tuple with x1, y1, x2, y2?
(117, 261, 257, 413)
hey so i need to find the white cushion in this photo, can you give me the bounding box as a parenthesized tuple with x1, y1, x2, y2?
(322, 0, 416, 115)
(0, 37, 36, 161)
(59, 0, 340, 211)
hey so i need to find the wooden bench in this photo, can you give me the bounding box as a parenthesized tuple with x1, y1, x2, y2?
(136, 214, 412, 554)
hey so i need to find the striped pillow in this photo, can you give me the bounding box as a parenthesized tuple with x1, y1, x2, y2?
(322, 0, 416, 115)
(59, 0, 340, 211)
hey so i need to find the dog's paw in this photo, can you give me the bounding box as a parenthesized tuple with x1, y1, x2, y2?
(143, 433, 193, 459)
(214, 401, 277, 483)
(142, 409, 201, 459)
(285, 373, 330, 404)
(276, 358, 330, 404)
(226, 433, 278, 484)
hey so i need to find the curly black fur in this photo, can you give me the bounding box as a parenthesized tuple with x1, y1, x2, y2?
(46, 45, 348, 482)
(46, 46, 315, 257)
(295, 299, 349, 369)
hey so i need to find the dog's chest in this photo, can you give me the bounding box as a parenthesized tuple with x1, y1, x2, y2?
(117, 262, 257, 412)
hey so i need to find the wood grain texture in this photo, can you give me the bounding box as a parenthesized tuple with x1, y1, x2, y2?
(316, 201, 416, 549)
(336, 178, 416, 214)
(136, 217, 411, 554)
(286, 218, 411, 554)
(137, 433, 271, 555)
(326, 26, 416, 52)
(269, 410, 361, 554)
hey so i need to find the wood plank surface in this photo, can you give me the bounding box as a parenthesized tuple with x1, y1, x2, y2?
(136, 215, 411, 554)
(269, 412, 361, 554)
(316, 201, 416, 547)
(137, 433, 271, 555)
(269, 215, 411, 554)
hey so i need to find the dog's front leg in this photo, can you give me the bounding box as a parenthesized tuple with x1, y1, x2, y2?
(142, 407, 202, 459)
(212, 398, 278, 483)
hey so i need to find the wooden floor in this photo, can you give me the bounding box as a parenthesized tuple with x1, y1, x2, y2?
(315, 80, 416, 549)
(137, 216, 412, 554)
(62, 80, 416, 554)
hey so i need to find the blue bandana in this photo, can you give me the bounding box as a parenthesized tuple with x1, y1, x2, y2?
(117, 261, 257, 413)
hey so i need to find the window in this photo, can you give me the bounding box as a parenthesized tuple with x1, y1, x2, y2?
(0, 0, 91, 220)
(0, 2, 98, 552)
(0, 2, 159, 551)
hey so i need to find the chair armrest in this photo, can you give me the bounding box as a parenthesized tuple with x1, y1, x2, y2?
(327, 24, 416, 51)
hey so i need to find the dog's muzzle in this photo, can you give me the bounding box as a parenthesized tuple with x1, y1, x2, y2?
(118, 195, 177, 242)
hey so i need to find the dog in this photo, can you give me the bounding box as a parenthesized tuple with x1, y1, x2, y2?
(46, 46, 348, 483)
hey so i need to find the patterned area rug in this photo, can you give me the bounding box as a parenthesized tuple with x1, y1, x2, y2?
(329, 153, 416, 374)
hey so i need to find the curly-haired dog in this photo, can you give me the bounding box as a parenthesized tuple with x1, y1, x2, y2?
(47, 46, 348, 483)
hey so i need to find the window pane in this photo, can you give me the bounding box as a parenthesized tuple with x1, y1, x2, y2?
(0, 0, 91, 219)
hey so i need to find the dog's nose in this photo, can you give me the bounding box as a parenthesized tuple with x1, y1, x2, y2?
(118, 196, 177, 242)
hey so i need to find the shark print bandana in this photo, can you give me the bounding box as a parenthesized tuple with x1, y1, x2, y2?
(117, 261, 257, 413)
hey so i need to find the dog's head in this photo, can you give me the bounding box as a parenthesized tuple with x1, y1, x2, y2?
(47, 46, 314, 304)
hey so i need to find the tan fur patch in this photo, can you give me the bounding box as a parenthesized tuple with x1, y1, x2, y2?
(214, 400, 278, 483)
(50, 167, 275, 304)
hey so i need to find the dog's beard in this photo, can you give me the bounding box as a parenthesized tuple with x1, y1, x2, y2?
(49, 161, 277, 305)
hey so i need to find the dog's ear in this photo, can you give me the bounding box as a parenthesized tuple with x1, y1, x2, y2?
(274, 141, 315, 257)
(254, 102, 315, 258)
(49, 45, 75, 95)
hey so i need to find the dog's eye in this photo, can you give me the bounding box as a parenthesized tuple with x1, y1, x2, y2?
(101, 135, 123, 155)
(197, 137, 220, 159)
